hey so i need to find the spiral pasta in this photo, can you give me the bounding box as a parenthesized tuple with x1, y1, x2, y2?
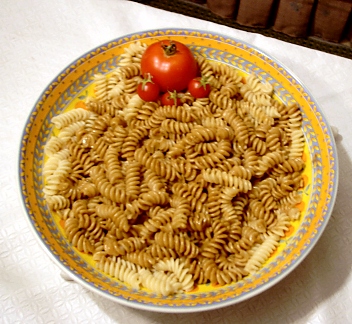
(43, 41, 306, 296)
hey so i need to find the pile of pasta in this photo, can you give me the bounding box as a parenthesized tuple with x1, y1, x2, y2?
(43, 41, 305, 296)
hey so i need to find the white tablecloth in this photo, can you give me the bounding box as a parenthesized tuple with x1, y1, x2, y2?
(1, 0, 352, 323)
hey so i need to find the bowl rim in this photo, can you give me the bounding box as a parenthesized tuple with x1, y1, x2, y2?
(18, 27, 339, 313)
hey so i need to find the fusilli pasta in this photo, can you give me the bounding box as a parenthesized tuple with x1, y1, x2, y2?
(43, 41, 306, 296)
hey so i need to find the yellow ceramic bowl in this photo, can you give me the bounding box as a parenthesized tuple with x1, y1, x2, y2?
(19, 29, 338, 312)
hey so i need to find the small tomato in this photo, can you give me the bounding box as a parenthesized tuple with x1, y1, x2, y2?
(141, 40, 198, 93)
(188, 76, 211, 98)
(161, 91, 182, 106)
(137, 74, 160, 102)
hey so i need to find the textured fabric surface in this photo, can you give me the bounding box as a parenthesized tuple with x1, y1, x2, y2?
(1, 0, 352, 323)
(236, 0, 275, 28)
(272, 0, 315, 37)
(312, 0, 352, 42)
(206, 0, 238, 18)
(134, 0, 352, 59)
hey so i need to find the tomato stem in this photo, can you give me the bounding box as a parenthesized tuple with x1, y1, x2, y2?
(140, 73, 154, 91)
(161, 43, 177, 56)
(199, 75, 210, 89)
(168, 90, 180, 106)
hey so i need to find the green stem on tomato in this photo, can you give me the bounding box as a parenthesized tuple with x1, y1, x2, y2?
(140, 73, 154, 91)
(161, 43, 177, 56)
(168, 90, 180, 106)
(199, 75, 210, 89)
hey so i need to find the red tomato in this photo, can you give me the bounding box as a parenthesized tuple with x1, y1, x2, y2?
(141, 40, 198, 93)
(188, 76, 211, 98)
(137, 74, 160, 102)
(161, 91, 182, 106)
